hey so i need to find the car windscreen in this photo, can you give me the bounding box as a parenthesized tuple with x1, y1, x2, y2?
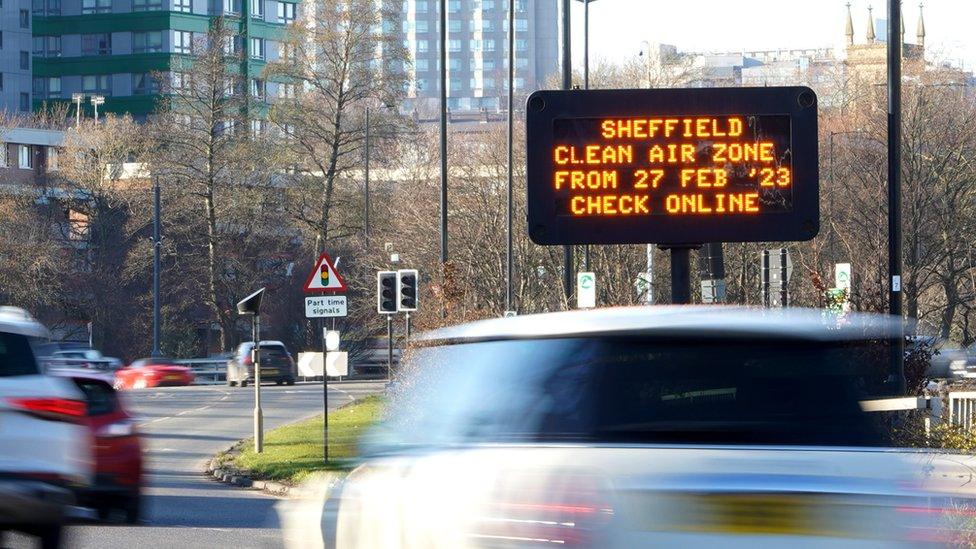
(0, 332, 41, 377)
(72, 378, 118, 415)
(370, 337, 887, 453)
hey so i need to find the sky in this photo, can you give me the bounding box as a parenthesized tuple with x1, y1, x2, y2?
(570, 0, 976, 71)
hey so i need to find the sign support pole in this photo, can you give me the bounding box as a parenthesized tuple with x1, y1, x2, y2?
(886, 0, 905, 394)
(328, 312, 329, 465)
(404, 312, 411, 342)
(659, 245, 698, 305)
(386, 315, 394, 380)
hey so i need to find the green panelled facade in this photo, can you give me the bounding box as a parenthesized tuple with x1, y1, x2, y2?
(32, 1, 295, 117)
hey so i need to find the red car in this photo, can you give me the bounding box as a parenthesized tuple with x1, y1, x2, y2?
(52, 370, 143, 523)
(114, 358, 195, 390)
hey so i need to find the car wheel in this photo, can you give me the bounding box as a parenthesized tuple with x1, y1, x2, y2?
(240, 379, 248, 388)
(123, 493, 141, 525)
(286, 378, 295, 386)
(275, 379, 283, 386)
(26, 524, 61, 549)
(227, 378, 235, 387)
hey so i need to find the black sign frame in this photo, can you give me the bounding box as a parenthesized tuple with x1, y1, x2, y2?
(525, 87, 819, 245)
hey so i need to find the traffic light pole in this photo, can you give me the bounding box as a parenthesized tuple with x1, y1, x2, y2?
(321, 315, 328, 465)
(404, 312, 411, 342)
(660, 245, 698, 305)
(253, 315, 263, 453)
(560, 0, 573, 304)
(386, 315, 394, 380)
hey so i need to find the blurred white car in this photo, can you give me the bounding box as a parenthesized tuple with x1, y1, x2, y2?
(326, 307, 954, 548)
(46, 348, 122, 372)
(0, 307, 92, 548)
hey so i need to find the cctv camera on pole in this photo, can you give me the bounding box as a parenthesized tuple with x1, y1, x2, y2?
(237, 287, 265, 453)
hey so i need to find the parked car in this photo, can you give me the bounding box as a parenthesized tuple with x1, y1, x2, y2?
(45, 348, 122, 372)
(0, 307, 92, 548)
(226, 341, 296, 387)
(52, 369, 143, 523)
(114, 358, 195, 390)
(323, 307, 949, 548)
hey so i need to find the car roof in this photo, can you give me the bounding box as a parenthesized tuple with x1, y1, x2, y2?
(239, 340, 286, 348)
(416, 306, 909, 345)
(49, 368, 116, 386)
(0, 307, 50, 339)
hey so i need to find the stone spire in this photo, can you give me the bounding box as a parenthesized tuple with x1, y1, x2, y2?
(917, 2, 926, 46)
(866, 5, 876, 42)
(845, 2, 854, 46)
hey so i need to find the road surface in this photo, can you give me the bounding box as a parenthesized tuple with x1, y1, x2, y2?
(9, 381, 383, 549)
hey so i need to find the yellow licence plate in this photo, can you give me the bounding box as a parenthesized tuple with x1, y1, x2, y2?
(166, 374, 182, 381)
(633, 493, 828, 536)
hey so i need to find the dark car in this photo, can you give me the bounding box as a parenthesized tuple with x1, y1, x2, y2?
(226, 341, 296, 387)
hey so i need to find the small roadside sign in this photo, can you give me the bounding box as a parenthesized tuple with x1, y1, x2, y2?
(577, 272, 596, 309)
(303, 253, 347, 293)
(835, 263, 851, 290)
(305, 295, 347, 318)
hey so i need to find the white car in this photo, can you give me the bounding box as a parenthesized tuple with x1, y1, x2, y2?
(325, 307, 953, 548)
(0, 307, 93, 548)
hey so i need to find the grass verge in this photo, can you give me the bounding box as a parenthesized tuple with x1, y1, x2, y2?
(228, 395, 383, 485)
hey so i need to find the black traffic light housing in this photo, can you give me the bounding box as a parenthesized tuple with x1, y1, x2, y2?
(397, 269, 418, 312)
(377, 271, 397, 314)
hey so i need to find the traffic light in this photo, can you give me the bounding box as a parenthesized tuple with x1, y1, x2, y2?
(397, 269, 418, 312)
(377, 271, 397, 314)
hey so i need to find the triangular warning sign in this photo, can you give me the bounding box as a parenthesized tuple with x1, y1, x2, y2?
(303, 253, 348, 293)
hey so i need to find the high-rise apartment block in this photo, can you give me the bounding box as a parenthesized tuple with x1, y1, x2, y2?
(0, 0, 35, 112)
(399, 0, 558, 114)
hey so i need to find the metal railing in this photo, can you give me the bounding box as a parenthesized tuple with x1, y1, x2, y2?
(173, 359, 226, 385)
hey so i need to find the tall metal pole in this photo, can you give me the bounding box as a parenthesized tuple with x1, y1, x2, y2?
(560, 0, 573, 303)
(253, 315, 264, 453)
(887, 0, 905, 394)
(439, 0, 448, 265)
(364, 106, 370, 244)
(151, 177, 161, 358)
(582, 0, 590, 272)
(669, 247, 691, 304)
(505, 0, 515, 313)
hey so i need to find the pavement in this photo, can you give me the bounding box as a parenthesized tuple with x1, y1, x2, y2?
(6, 380, 384, 549)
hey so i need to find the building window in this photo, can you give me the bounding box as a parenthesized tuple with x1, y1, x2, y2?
(448, 0, 459, 12)
(133, 73, 157, 94)
(515, 39, 526, 51)
(174, 31, 192, 54)
(249, 119, 265, 137)
(82, 33, 112, 55)
(448, 19, 460, 32)
(0, 31, 3, 49)
(516, 57, 528, 68)
(33, 36, 43, 55)
(415, 58, 428, 71)
(0, 145, 7, 167)
(19, 9, 28, 28)
(448, 39, 460, 52)
(276, 1, 294, 23)
(19, 51, 28, 70)
(278, 82, 295, 98)
(250, 78, 265, 100)
(171, 71, 190, 91)
(515, 19, 527, 31)
(415, 0, 427, 12)
(415, 20, 428, 33)
(174, 0, 190, 12)
(514, 77, 524, 89)
(133, 31, 162, 53)
(416, 40, 428, 53)
(46, 0, 60, 14)
(484, 39, 495, 52)
(32, 0, 42, 14)
(81, 0, 110, 13)
(133, 0, 162, 10)
(222, 36, 239, 55)
(222, 0, 237, 14)
(250, 0, 262, 17)
(0, 73, 4, 92)
(48, 76, 60, 98)
(249, 37, 264, 59)
(18, 145, 32, 169)
(82, 74, 111, 94)
(46, 147, 58, 172)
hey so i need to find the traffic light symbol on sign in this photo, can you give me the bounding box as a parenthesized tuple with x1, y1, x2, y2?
(320, 265, 329, 286)
(397, 269, 418, 312)
(377, 271, 397, 314)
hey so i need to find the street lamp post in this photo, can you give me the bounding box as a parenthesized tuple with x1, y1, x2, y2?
(364, 106, 370, 245)
(505, 0, 516, 313)
(575, 0, 597, 271)
(151, 176, 162, 358)
(72, 93, 84, 127)
(90, 95, 105, 123)
(886, 0, 905, 394)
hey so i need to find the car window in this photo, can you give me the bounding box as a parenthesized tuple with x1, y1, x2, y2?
(370, 337, 886, 453)
(0, 332, 40, 377)
(72, 378, 117, 415)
